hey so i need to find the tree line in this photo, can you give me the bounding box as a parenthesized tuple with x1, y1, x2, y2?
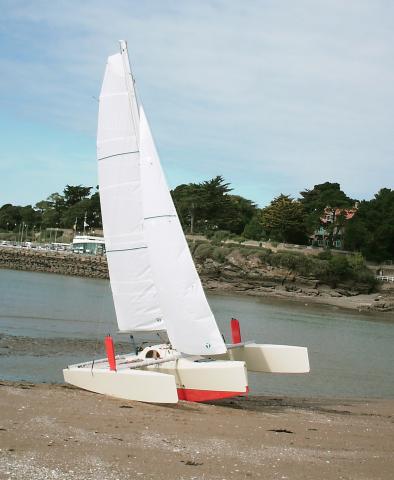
(172, 176, 393, 262)
(0, 185, 101, 234)
(0, 178, 393, 262)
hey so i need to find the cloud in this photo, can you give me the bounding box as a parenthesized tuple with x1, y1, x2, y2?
(0, 0, 393, 206)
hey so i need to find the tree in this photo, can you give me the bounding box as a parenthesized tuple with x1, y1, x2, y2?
(35, 200, 52, 214)
(243, 215, 265, 240)
(61, 198, 91, 228)
(0, 204, 22, 230)
(299, 182, 355, 235)
(344, 188, 394, 261)
(63, 185, 92, 207)
(261, 194, 308, 244)
(221, 195, 257, 235)
(198, 176, 233, 232)
(171, 183, 202, 234)
(38, 193, 65, 228)
(87, 190, 102, 228)
(172, 176, 235, 234)
(60, 188, 102, 230)
(300, 182, 354, 214)
(20, 205, 41, 227)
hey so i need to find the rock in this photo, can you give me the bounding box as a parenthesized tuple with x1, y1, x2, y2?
(245, 271, 262, 280)
(295, 276, 319, 289)
(335, 289, 350, 297)
(285, 285, 302, 293)
(220, 269, 241, 279)
(260, 281, 278, 288)
(201, 259, 221, 275)
(246, 254, 261, 268)
(330, 291, 343, 297)
(303, 288, 320, 296)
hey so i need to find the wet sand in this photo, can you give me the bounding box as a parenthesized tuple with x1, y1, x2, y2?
(0, 382, 393, 480)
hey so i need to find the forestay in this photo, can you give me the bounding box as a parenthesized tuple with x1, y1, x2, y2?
(97, 45, 165, 332)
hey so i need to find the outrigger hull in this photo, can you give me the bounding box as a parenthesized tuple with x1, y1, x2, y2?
(217, 343, 310, 373)
(63, 366, 179, 403)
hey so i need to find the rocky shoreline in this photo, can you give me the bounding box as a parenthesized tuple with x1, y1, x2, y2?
(197, 251, 394, 313)
(1, 246, 393, 313)
(0, 247, 108, 279)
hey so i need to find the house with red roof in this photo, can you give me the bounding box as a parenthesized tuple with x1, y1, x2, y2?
(310, 206, 357, 249)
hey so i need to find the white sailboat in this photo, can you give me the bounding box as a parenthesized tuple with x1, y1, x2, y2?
(63, 41, 310, 404)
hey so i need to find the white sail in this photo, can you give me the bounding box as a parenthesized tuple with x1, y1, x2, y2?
(140, 107, 227, 355)
(97, 46, 165, 332)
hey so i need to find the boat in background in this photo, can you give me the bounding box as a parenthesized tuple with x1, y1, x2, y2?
(63, 41, 310, 403)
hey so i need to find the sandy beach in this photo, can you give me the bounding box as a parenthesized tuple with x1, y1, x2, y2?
(0, 381, 393, 480)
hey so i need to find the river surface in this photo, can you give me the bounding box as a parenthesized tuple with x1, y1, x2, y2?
(1, 268, 393, 399)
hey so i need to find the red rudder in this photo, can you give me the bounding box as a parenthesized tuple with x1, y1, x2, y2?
(230, 318, 242, 344)
(104, 335, 117, 371)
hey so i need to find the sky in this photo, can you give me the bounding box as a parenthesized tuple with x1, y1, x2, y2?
(0, 0, 393, 208)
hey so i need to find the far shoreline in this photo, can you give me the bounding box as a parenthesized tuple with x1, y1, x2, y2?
(1, 244, 393, 314)
(205, 283, 394, 318)
(2, 264, 394, 320)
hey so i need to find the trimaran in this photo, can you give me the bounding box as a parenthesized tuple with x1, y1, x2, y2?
(63, 41, 310, 403)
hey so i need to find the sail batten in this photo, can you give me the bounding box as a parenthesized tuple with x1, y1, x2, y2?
(98, 150, 139, 162)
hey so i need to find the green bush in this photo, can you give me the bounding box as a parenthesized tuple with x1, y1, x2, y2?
(193, 243, 214, 261)
(317, 250, 333, 261)
(187, 239, 209, 255)
(233, 235, 246, 244)
(270, 251, 308, 272)
(347, 252, 366, 270)
(257, 248, 273, 264)
(209, 230, 232, 244)
(212, 246, 231, 263)
(308, 258, 330, 278)
(328, 256, 350, 278)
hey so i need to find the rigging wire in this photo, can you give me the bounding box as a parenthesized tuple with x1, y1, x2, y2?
(92, 277, 111, 362)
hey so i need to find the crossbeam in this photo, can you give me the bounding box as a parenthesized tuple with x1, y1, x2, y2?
(73, 353, 182, 371)
(126, 353, 182, 369)
(226, 341, 254, 350)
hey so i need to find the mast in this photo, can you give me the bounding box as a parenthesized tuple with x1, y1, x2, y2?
(119, 40, 140, 146)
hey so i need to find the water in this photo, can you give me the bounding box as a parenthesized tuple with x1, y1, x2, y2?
(1, 268, 393, 399)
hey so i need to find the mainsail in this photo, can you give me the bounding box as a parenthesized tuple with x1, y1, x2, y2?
(97, 41, 226, 355)
(97, 45, 164, 332)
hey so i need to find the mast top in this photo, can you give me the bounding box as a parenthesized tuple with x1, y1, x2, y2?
(119, 40, 127, 53)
